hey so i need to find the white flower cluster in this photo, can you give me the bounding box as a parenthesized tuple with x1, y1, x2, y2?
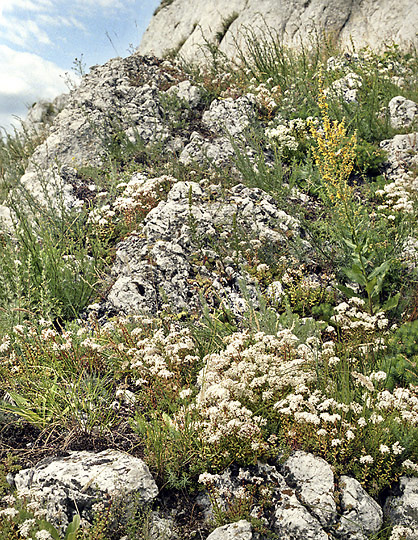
(191, 329, 316, 453)
(247, 78, 281, 111)
(87, 173, 175, 229)
(327, 49, 415, 89)
(331, 297, 388, 334)
(274, 368, 417, 463)
(376, 171, 418, 215)
(0, 490, 52, 538)
(113, 173, 174, 215)
(265, 117, 309, 156)
(126, 326, 199, 392)
(389, 525, 418, 540)
(87, 203, 116, 228)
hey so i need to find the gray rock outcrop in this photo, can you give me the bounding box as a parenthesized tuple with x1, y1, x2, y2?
(384, 477, 418, 532)
(12, 55, 185, 210)
(197, 455, 388, 540)
(389, 96, 418, 130)
(106, 179, 302, 316)
(282, 451, 336, 527)
(338, 476, 383, 539)
(13, 450, 158, 532)
(139, 0, 418, 62)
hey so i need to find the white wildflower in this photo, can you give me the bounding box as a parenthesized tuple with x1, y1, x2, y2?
(359, 455, 374, 464)
(18, 519, 36, 538)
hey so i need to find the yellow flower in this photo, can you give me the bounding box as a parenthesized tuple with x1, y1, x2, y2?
(309, 75, 357, 210)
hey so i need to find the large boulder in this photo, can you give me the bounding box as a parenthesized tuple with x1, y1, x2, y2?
(13, 450, 158, 532)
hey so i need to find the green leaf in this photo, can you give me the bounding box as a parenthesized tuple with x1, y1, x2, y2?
(337, 284, 359, 299)
(343, 264, 366, 286)
(37, 520, 61, 540)
(341, 237, 357, 251)
(368, 260, 391, 280)
(65, 513, 81, 540)
(382, 293, 400, 312)
(365, 276, 377, 297)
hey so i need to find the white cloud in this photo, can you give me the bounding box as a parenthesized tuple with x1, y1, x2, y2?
(0, 15, 52, 47)
(0, 45, 69, 130)
(0, 0, 85, 49)
(0, 0, 53, 16)
(75, 0, 134, 9)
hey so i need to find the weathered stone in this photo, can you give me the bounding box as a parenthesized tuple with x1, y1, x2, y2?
(180, 131, 236, 167)
(11, 55, 183, 211)
(179, 95, 256, 167)
(14, 450, 158, 532)
(0, 205, 13, 232)
(166, 79, 203, 108)
(24, 93, 69, 133)
(282, 450, 336, 527)
(325, 72, 362, 103)
(206, 520, 253, 540)
(337, 476, 383, 539)
(105, 179, 301, 316)
(150, 512, 179, 540)
(380, 132, 418, 174)
(139, 0, 418, 62)
(273, 487, 329, 540)
(202, 95, 256, 137)
(389, 96, 418, 129)
(384, 477, 418, 531)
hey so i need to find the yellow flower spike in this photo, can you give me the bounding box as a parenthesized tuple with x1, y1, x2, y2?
(310, 80, 357, 213)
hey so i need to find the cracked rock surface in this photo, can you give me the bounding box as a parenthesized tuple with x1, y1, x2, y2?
(14, 450, 158, 533)
(106, 180, 302, 316)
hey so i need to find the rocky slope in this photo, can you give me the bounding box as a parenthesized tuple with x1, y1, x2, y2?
(0, 19, 418, 540)
(139, 0, 418, 61)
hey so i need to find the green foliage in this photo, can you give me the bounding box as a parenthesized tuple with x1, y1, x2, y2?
(0, 126, 47, 201)
(0, 202, 98, 330)
(0, 30, 418, 538)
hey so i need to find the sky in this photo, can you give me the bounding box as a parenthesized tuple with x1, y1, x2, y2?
(0, 0, 160, 132)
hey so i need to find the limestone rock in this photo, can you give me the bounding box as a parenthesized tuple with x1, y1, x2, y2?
(14, 449, 158, 532)
(180, 95, 257, 167)
(139, 0, 418, 62)
(384, 477, 418, 531)
(380, 132, 418, 174)
(0, 205, 14, 232)
(389, 96, 418, 129)
(12, 55, 183, 210)
(202, 95, 256, 137)
(337, 475, 383, 539)
(166, 79, 203, 108)
(206, 520, 253, 540)
(281, 450, 336, 527)
(105, 180, 301, 316)
(273, 488, 329, 540)
(325, 72, 362, 103)
(24, 93, 69, 133)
